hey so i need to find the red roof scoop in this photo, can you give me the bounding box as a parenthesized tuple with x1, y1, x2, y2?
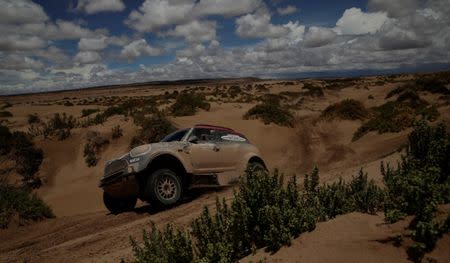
(194, 124, 235, 132)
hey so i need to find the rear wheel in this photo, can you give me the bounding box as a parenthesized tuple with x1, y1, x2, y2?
(147, 169, 182, 207)
(103, 192, 137, 214)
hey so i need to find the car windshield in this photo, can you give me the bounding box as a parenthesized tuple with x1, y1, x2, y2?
(160, 129, 189, 142)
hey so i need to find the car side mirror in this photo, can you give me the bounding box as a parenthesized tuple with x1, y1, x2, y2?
(188, 136, 198, 144)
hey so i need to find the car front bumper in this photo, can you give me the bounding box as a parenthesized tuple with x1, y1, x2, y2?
(100, 159, 139, 197)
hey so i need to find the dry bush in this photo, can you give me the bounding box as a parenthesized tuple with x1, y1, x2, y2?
(321, 99, 369, 121)
(170, 92, 210, 116)
(83, 131, 109, 167)
(243, 96, 294, 127)
(111, 125, 123, 139)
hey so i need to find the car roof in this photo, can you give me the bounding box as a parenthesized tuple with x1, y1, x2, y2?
(194, 124, 235, 132)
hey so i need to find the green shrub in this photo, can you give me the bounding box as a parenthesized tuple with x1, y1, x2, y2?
(228, 85, 242, 98)
(302, 83, 324, 97)
(130, 113, 176, 149)
(382, 121, 450, 261)
(131, 223, 193, 263)
(83, 131, 109, 167)
(111, 125, 123, 139)
(255, 84, 269, 92)
(191, 168, 316, 261)
(315, 169, 384, 220)
(383, 121, 450, 219)
(0, 125, 43, 188)
(43, 113, 76, 140)
(81, 108, 100, 117)
(387, 80, 450, 99)
(27, 114, 40, 124)
(0, 183, 54, 228)
(352, 100, 432, 141)
(0, 111, 13, 117)
(321, 99, 369, 121)
(407, 242, 426, 263)
(64, 101, 74, 107)
(279, 91, 301, 99)
(170, 92, 211, 116)
(243, 96, 294, 127)
(1, 102, 12, 109)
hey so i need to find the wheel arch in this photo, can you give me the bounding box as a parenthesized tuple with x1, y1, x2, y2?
(136, 153, 189, 199)
(146, 153, 188, 176)
(247, 155, 267, 169)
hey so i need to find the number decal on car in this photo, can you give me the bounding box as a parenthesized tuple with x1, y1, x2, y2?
(221, 134, 246, 142)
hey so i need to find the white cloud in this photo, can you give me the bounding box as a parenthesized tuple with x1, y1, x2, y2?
(0, 54, 44, 70)
(304, 26, 337, 48)
(35, 46, 70, 65)
(194, 0, 261, 17)
(334, 8, 388, 35)
(264, 21, 305, 50)
(120, 39, 162, 60)
(0, 0, 48, 24)
(0, 20, 99, 42)
(277, 5, 297, 15)
(76, 0, 125, 14)
(78, 36, 108, 51)
(125, 0, 263, 32)
(125, 0, 195, 32)
(368, 0, 417, 18)
(74, 51, 102, 64)
(168, 20, 216, 43)
(177, 43, 206, 57)
(0, 35, 47, 51)
(236, 9, 289, 38)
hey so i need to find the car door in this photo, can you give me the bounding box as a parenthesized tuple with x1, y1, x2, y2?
(187, 128, 222, 173)
(213, 131, 240, 170)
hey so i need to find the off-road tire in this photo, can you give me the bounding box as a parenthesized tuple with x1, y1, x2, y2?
(147, 169, 182, 207)
(248, 161, 267, 172)
(103, 192, 137, 214)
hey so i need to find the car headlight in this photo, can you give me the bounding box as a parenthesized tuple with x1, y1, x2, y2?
(129, 157, 141, 163)
(130, 145, 151, 157)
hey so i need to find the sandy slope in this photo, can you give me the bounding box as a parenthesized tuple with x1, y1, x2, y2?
(1, 76, 449, 262)
(242, 212, 410, 263)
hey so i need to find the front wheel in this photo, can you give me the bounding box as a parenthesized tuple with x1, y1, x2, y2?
(103, 192, 137, 214)
(146, 169, 183, 207)
(248, 161, 267, 173)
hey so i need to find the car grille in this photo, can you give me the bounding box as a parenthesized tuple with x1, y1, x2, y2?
(104, 159, 128, 178)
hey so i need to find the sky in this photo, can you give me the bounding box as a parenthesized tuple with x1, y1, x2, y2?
(0, 0, 449, 95)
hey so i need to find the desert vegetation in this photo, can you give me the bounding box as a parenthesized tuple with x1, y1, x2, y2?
(131, 121, 449, 263)
(243, 96, 294, 127)
(352, 97, 439, 141)
(130, 112, 176, 149)
(0, 124, 53, 228)
(382, 121, 450, 262)
(170, 92, 211, 116)
(321, 99, 369, 121)
(132, 165, 384, 262)
(302, 83, 324, 97)
(81, 108, 100, 117)
(42, 113, 77, 140)
(0, 124, 43, 187)
(83, 131, 110, 167)
(0, 111, 13, 117)
(0, 181, 54, 229)
(111, 125, 123, 139)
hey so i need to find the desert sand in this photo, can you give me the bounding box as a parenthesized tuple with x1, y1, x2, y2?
(0, 74, 449, 262)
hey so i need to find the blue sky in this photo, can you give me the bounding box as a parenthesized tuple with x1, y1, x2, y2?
(0, 0, 449, 94)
